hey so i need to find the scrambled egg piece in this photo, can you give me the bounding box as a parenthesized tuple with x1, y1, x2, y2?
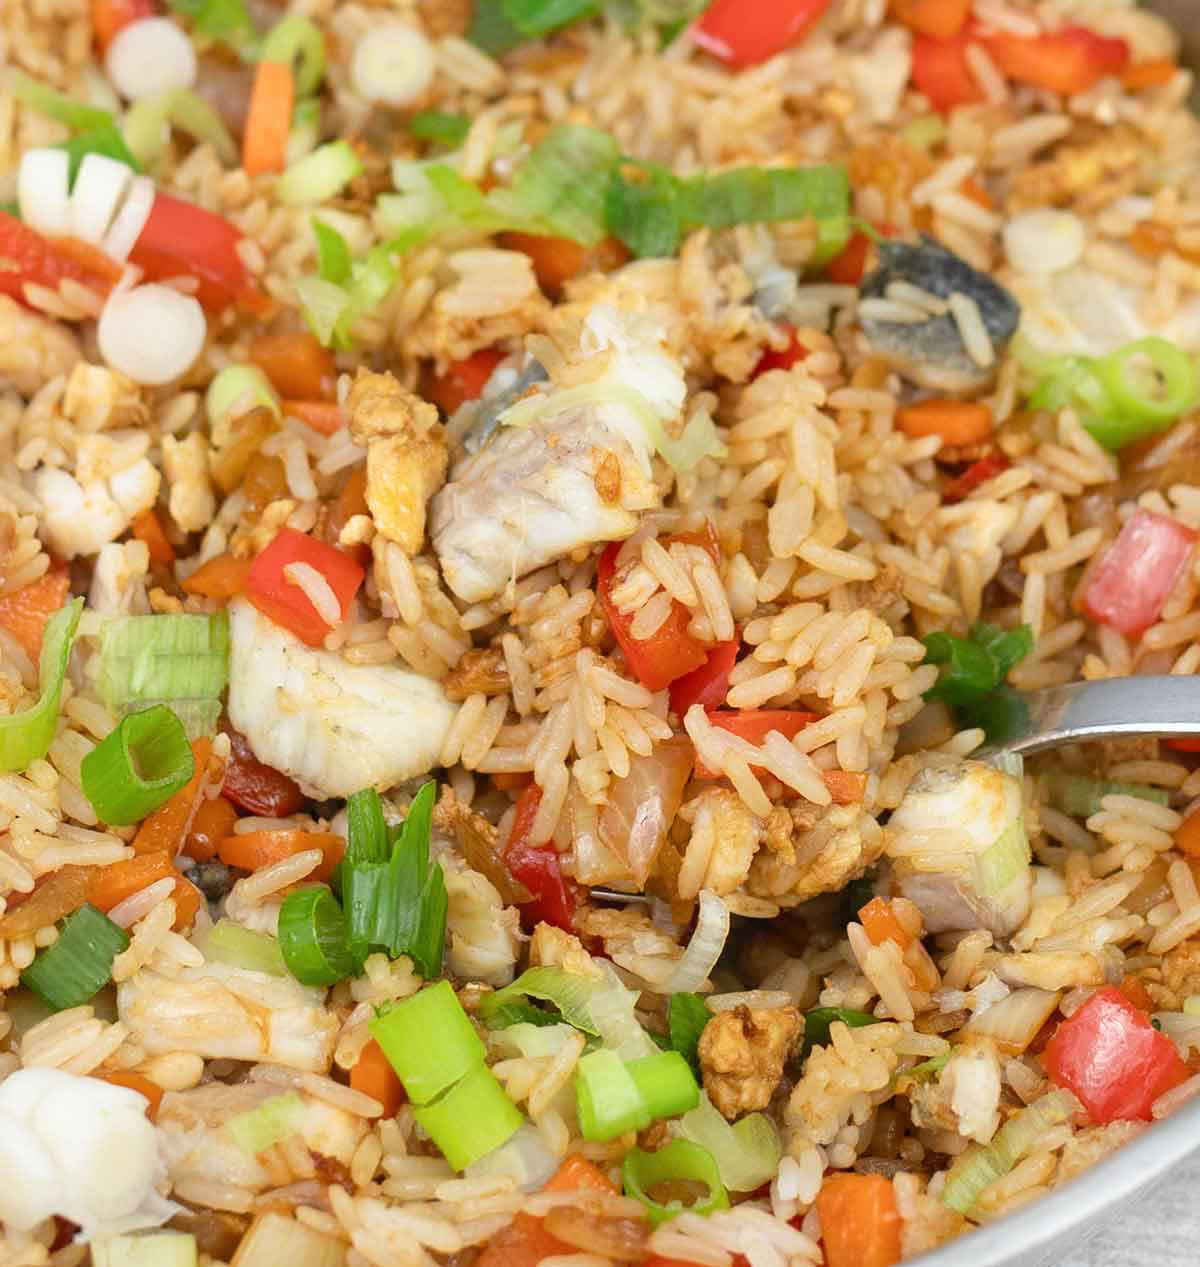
(698, 1004, 802, 1120)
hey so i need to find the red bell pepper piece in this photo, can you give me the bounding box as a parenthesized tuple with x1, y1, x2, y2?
(129, 192, 272, 316)
(693, 0, 832, 68)
(596, 542, 709, 694)
(980, 25, 1129, 97)
(503, 785, 576, 932)
(825, 231, 874, 286)
(220, 725, 304, 818)
(752, 325, 809, 378)
(911, 31, 984, 111)
(669, 637, 740, 716)
(1044, 985, 1190, 1124)
(942, 452, 1011, 503)
(91, 0, 155, 50)
(1080, 508, 1197, 637)
(0, 213, 121, 306)
(891, 0, 970, 40)
(1167, 738, 1200, 753)
(694, 709, 821, 778)
(245, 526, 365, 647)
(422, 348, 504, 416)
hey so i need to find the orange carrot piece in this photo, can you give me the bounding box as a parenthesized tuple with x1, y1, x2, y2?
(858, 896, 914, 950)
(132, 737, 213, 856)
(280, 399, 346, 435)
(959, 176, 994, 211)
(889, 0, 970, 40)
(131, 508, 176, 567)
(171, 877, 204, 931)
(1122, 58, 1177, 91)
(896, 398, 993, 445)
(242, 60, 294, 178)
(180, 553, 252, 600)
(497, 232, 630, 298)
(250, 331, 337, 400)
(350, 1039, 405, 1118)
(217, 829, 345, 883)
(816, 1172, 902, 1267)
(88, 850, 176, 912)
(824, 769, 868, 804)
(92, 1071, 164, 1120)
(184, 794, 239, 862)
(0, 566, 71, 663)
(1175, 807, 1200, 858)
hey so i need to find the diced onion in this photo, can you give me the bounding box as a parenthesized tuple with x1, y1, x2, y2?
(103, 176, 156, 260)
(678, 1092, 781, 1193)
(206, 365, 280, 427)
(228, 1212, 345, 1267)
(960, 986, 1061, 1054)
(1003, 208, 1086, 276)
(18, 148, 72, 237)
(71, 152, 135, 247)
(98, 284, 207, 385)
(105, 18, 198, 102)
(92, 1232, 197, 1267)
(654, 889, 730, 995)
(350, 24, 436, 107)
(465, 1123, 559, 1194)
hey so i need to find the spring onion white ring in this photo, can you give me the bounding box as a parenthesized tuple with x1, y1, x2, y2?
(656, 889, 730, 995)
(350, 24, 436, 107)
(103, 175, 155, 261)
(98, 284, 207, 385)
(105, 17, 198, 102)
(17, 149, 72, 237)
(70, 153, 135, 247)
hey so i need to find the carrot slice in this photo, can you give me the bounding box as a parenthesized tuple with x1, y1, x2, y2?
(132, 738, 214, 856)
(171, 877, 204, 931)
(242, 60, 295, 178)
(896, 398, 993, 445)
(181, 553, 252, 600)
(250, 331, 337, 400)
(217, 830, 345, 882)
(350, 1039, 405, 1118)
(890, 0, 970, 40)
(1122, 58, 1178, 91)
(92, 1071, 164, 1120)
(858, 896, 914, 950)
(131, 508, 176, 567)
(88, 851, 176, 912)
(1175, 806, 1200, 858)
(280, 399, 345, 435)
(816, 1172, 902, 1267)
(184, 795, 239, 862)
(0, 566, 71, 663)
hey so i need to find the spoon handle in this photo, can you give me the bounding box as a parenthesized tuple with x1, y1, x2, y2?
(1001, 675, 1200, 755)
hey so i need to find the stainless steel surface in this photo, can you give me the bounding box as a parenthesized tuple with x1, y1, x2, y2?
(996, 675, 1200, 756)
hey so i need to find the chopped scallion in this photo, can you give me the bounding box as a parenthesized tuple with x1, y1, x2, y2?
(21, 904, 129, 1011)
(286, 98, 322, 166)
(277, 885, 356, 987)
(678, 1093, 781, 1193)
(201, 919, 287, 976)
(622, 1139, 729, 1225)
(479, 964, 603, 1035)
(408, 111, 472, 148)
(260, 15, 326, 95)
(10, 70, 116, 135)
(277, 140, 362, 206)
(800, 1006, 877, 1060)
(0, 598, 83, 775)
(412, 1062, 524, 1171)
(369, 980, 485, 1105)
(312, 217, 351, 285)
(922, 621, 1034, 743)
(226, 1091, 305, 1154)
(666, 992, 711, 1071)
(575, 1048, 647, 1141)
(1041, 772, 1170, 820)
(123, 88, 237, 168)
(206, 364, 280, 426)
(80, 704, 195, 826)
(167, 0, 258, 56)
(61, 127, 139, 182)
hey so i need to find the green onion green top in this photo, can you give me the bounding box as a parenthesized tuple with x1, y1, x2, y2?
(21, 904, 129, 1012)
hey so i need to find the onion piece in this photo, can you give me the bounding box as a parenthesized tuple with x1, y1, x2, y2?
(598, 737, 692, 887)
(103, 175, 156, 261)
(960, 986, 1061, 1054)
(98, 284, 207, 385)
(71, 152, 135, 246)
(466, 1123, 559, 1194)
(678, 1092, 781, 1192)
(106, 17, 198, 102)
(18, 148, 72, 237)
(350, 24, 435, 107)
(655, 889, 730, 995)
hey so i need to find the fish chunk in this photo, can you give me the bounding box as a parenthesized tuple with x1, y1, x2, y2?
(226, 599, 458, 800)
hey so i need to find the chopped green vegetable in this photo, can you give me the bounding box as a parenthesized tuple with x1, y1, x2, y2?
(10, 70, 116, 134)
(201, 920, 287, 976)
(411, 1061, 524, 1171)
(605, 161, 684, 259)
(167, 0, 258, 55)
(21, 905, 129, 1012)
(206, 364, 280, 426)
(800, 1006, 877, 1059)
(296, 275, 352, 347)
(61, 127, 140, 182)
(666, 992, 710, 1070)
(80, 705, 195, 826)
(409, 111, 472, 148)
(923, 621, 1034, 743)
(123, 89, 237, 168)
(0, 598, 83, 775)
(312, 217, 352, 285)
(277, 886, 357, 987)
(466, 0, 529, 56)
(505, 0, 600, 36)
(260, 15, 326, 95)
(575, 1048, 699, 1141)
(370, 980, 487, 1104)
(1042, 772, 1170, 820)
(678, 1093, 781, 1193)
(226, 1092, 304, 1154)
(277, 140, 362, 206)
(286, 98, 322, 166)
(480, 965, 603, 1035)
(904, 1050, 953, 1082)
(622, 1139, 729, 1225)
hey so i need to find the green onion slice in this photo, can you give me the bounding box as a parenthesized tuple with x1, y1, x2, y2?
(409, 111, 471, 148)
(1088, 336, 1199, 445)
(346, 786, 390, 865)
(678, 1093, 781, 1193)
(312, 217, 352, 285)
(200, 919, 287, 976)
(277, 886, 356, 987)
(575, 1048, 647, 1142)
(622, 1139, 730, 1225)
(666, 992, 710, 1070)
(370, 979, 486, 1105)
(296, 275, 351, 347)
(80, 704, 195, 826)
(167, 0, 258, 56)
(260, 15, 326, 94)
(479, 965, 603, 1035)
(124, 89, 237, 168)
(627, 1049, 700, 1121)
(21, 904, 129, 1012)
(412, 1062, 524, 1172)
(277, 140, 362, 206)
(10, 70, 117, 134)
(800, 1006, 877, 1059)
(1041, 772, 1170, 820)
(286, 97, 322, 166)
(206, 364, 280, 427)
(0, 597, 83, 774)
(226, 1091, 305, 1154)
(61, 127, 140, 182)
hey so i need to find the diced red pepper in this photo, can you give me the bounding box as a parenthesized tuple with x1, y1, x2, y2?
(752, 325, 810, 378)
(503, 785, 576, 932)
(694, 709, 821, 778)
(669, 637, 740, 716)
(942, 452, 1011, 503)
(220, 725, 304, 818)
(130, 193, 272, 316)
(422, 348, 504, 416)
(596, 542, 709, 694)
(826, 231, 874, 286)
(91, 0, 155, 50)
(911, 31, 984, 111)
(980, 25, 1129, 97)
(1167, 738, 1200, 753)
(890, 0, 970, 40)
(1080, 508, 1198, 637)
(245, 526, 365, 647)
(693, 0, 832, 68)
(1044, 985, 1190, 1124)
(0, 213, 120, 306)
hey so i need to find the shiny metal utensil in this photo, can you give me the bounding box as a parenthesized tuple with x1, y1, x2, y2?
(994, 674, 1200, 756)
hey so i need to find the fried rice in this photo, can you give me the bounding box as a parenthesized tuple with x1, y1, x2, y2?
(3, 0, 1200, 1264)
